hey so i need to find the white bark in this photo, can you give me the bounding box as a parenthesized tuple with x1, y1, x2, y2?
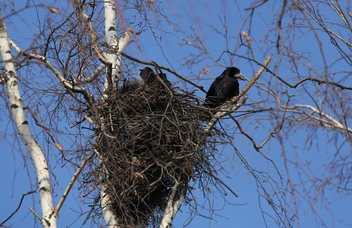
(100, 185, 119, 228)
(104, 1, 133, 91)
(160, 181, 185, 228)
(95, 147, 119, 227)
(99, 1, 133, 226)
(0, 14, 56, 228)
(104, 1, 119, 48)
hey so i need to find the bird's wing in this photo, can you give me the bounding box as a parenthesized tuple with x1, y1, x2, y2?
(206, 74, 225, 98)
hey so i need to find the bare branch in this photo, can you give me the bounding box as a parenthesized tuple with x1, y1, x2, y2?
(74, 1, 109, 66)
(51, 152, 95, 218)
(9, 40, 91, 94)
(28, 207, 42, 222)
(121, 52, 207, 93)
(118, 27, 134, 53)
(0, 191, 36, 226)
(77, 63, 105, 83)
(9, 39, 98, 121)
(228, 52, 352, 90)
(204, 95, 248, 133)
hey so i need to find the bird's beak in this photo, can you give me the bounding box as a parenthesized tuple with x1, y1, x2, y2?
(236, 73, 246, 81)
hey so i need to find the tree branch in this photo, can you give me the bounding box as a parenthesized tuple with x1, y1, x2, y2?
(51, 152, 95, 218)
(9, 39, 98, 120)
(227, 51, 352, 90)
(0, 191, 36, 226)
(121, 52, 207, 93)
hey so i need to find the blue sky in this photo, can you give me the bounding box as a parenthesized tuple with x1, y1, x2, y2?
(1, 1, 351, 228)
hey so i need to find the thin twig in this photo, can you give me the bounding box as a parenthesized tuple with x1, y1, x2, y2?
(226, 51, 352, 90)
(211, 174, 238, 197)
(28, 207, 41, 222)
(121, 52, 207, 93)
(204, 96, 248, 133)
(231, 117, 260, 151)
(0, 191, 36, 225)
(51, 152, 95, 218)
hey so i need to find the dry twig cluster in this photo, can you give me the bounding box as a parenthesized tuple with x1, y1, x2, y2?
(92, 78, 213, 227)
(79, 57, 270, 227)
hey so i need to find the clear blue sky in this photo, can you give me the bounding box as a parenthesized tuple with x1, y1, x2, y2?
(1, 1, 351, 228)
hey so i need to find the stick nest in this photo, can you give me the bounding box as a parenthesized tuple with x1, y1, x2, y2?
(94, 79, 211, 227)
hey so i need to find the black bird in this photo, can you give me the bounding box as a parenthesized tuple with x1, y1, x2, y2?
(139, 67, 171, 88)
(205, 67, 245, 108)
(140, 67, 157, 84)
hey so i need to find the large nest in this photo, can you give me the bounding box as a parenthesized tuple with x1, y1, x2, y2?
(94, 75, 210, 227)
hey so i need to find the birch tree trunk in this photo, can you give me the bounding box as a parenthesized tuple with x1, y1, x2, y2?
(99, 1, 133, 226)
(0, 12, 56, 228)
(103, 1, 133, 93)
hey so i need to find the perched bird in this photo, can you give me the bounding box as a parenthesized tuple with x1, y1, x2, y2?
(140, 67, 157, 84)
(139, 67, 171, 88)
(205, 67, 245, 108)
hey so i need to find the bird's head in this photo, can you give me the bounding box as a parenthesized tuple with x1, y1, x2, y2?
(225, 67, 246, 81)
(140, 67, 156, 83)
